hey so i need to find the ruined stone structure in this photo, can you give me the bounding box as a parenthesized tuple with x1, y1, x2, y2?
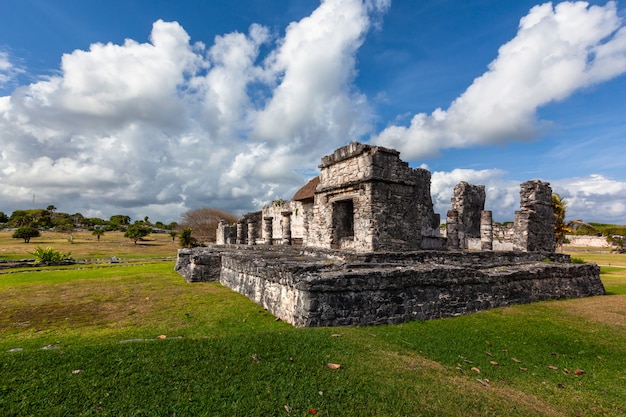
(181, 142, 604, 327)
(449, 181, 485, 249)
(514, 180, 556, 252)
(176, 246, 603, 327)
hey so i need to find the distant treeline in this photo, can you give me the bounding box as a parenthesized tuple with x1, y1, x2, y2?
(0, 206, 177, 232)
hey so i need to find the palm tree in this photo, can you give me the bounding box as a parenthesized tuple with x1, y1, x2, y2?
(552, 193, 571, 251)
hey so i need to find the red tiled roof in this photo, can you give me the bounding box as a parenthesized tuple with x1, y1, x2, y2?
(292, 176, 320, 201)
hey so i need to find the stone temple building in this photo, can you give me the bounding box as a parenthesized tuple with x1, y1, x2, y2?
(216, 142, 556, 254)
(177, 142, 604, 327)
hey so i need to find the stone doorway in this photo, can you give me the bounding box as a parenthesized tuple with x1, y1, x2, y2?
(332, 199, 354, 248)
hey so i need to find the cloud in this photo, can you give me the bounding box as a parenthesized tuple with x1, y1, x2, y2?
(0, 0, 623, 227)
(552, 174, 626, 222)
(0, 0, 386, 222)
(0, 50, 23, 88)
(252, 0, 380, 153)
(375, 1, 626, 159)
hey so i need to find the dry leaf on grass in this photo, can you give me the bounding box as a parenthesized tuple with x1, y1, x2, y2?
(548, 365, 559, 370)
(476, 378, 491, 387)
(490, 361, 499, 366)
(574, 369, 586, 375)
(327, 363, 341, 370)
(485, 351, 494, 357)
(157, 335, 167, 339)
(471, 367, 481, 373)
(511, 357, 522, 363)
(71, 369, 82, 374)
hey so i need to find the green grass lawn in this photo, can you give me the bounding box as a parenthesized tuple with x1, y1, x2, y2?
(1, 255, 626, 416)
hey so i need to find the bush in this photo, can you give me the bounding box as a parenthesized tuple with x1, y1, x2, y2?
(30, 246, 72, 264)
(179, 228, 197, 248)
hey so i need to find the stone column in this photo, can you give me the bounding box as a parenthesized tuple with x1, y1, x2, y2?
(480, 210, 493, 251)
(446, 210, 460, 250)
(263, 217, 273, 245)
(513, 180, 555, 252)
(247, 221, 256, 246)
(281, 211, 292, 245)
(216, 220, 226, 245)
(236, 221, 245, 245)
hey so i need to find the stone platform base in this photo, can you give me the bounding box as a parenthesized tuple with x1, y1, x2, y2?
(175, 246, 605, 327)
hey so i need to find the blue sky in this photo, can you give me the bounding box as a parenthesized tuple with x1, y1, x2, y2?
(0, 0, 625, 224)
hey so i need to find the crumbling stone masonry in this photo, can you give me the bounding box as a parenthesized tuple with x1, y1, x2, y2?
(185, 142, 605, 327)
(514, 180, 556, 252)
(450, 181, 486, 249)
(306, 142, 440, 252)
(176, 246, 604, 327)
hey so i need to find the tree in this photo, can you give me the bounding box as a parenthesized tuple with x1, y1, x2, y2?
(92, 228, 106, 241)
(179, 228, 197, 248)
(124, 224, 150, 244)
(9, 210, 34, 227)
(12, 226, 41, 243)
(169, 231, 178, 242)
(0, 211, 8, 223)
(110, 214, 131, 229)
(553, 193, 571, 250)
(179, 208, 238, 242)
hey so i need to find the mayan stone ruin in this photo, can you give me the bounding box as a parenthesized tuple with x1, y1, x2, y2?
(176, 142, 605, 327)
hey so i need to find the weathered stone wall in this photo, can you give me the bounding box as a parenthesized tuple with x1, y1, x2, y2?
(451, 182, 486, 245)
(514, 180, 556, 252)
(296, 262, 602, 327)
(176, 246, 604, 327)
(175, 248, 222, 282)
(260, 200, 308, 245)
(307, 142, 438, 252)
(216, 221, 237, 245)
(565, 235, 614, 248)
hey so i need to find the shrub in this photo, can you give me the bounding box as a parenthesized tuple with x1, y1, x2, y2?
(179, 228, 197, 248)
(30, 246, 72, 264)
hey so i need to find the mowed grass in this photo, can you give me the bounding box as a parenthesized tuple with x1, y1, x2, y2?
(0, 241, 625, 416)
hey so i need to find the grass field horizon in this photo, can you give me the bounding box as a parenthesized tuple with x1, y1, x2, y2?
(1, 231, 625, 416)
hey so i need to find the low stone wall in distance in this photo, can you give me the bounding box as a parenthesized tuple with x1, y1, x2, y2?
(175, 246, 605, 327)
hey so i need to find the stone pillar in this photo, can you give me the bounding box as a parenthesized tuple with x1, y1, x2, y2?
(236, 221, 245, 245)
(263, 217, 273, 245)
(480, 210, 493, 251)
(281, 211, 292, 245)
(451, 181, 486, 240)
(247, 221, 256, 246)
(513, 180, 556, 252)
(446, 210, 460, 250)
(216, 220, 226, 245)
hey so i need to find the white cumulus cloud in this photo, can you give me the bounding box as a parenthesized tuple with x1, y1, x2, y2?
(375, 1, 626, 159)
(0, 0, 387, 221)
